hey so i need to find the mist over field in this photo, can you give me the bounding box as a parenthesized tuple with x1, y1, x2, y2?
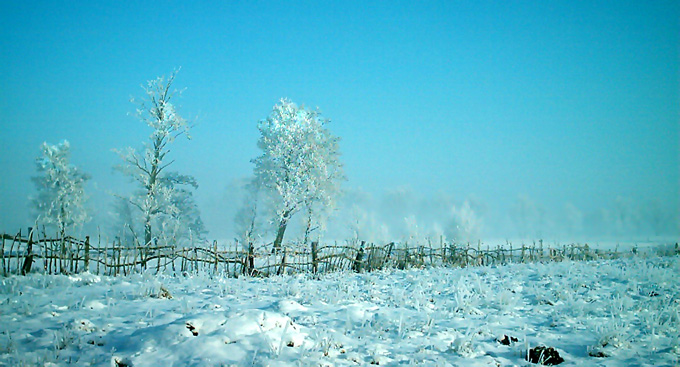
(2, 4, 680, 366)
(1, 1, 678, 246)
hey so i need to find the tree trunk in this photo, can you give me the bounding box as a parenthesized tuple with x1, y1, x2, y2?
(272, 210, 292, 251)
(144, 215, 152, 246)
(303, 207, 313, 246)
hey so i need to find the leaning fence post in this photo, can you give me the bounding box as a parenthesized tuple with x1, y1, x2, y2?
(155, 244, 161, 274)
(10, 230, 20, 275)
(385, 242, 394, 268)
(21, 228, 35, 275)
(277, 248, 287, 276)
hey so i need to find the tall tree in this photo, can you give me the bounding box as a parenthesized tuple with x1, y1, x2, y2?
(31, 140, 89, 237)
(252, 99, 344, 250)
(115, 71, 206, 247)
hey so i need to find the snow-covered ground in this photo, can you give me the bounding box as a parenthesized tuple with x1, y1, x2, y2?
(1, 256, 678, 366)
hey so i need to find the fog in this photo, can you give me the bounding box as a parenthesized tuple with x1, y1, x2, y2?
(209, 182, 679, 244)
(1, 2, 678, 244)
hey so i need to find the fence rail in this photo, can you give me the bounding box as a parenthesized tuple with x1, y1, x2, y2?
(2, 230, 673, 278)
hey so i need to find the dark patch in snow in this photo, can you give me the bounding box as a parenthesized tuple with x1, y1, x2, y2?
(186, 322, 198, 336)
(588, 350, 608, 358)
(527, 346, 564, 365)
(497, 335, 518, 345)
(113, 357, 133, 367)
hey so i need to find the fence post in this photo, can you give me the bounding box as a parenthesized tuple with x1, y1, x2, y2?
(10, 230, 20, 275)
(140, 244, 147, 271)
(21, 228, 35, 275)
(244, 242, 254, 276)
(1, 233, 5, 277)
(193, 247, 198, 273)
(385, 242, 394, 268)
(115, 245, 120, 276)
(465, 243, 470, 267)
(156, 244, 161, 274)
(353, 242, 365, 273)
(67, 238, 74, 273)
(104, 240, 109, 276)
(213, 240, 218, 274)
(180, 248, 185, 273)
(96, 232, 100, 275)
(277, 248, 287, 276)
(59, 233, 66, 274)
(311, 241, 318, 274)
(170, 245, 176, 273)
(74, 238, 80, 273)
(477, 241, 482, 266)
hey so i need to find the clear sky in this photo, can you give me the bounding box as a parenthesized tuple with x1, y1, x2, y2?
(1, 1, 678, 240)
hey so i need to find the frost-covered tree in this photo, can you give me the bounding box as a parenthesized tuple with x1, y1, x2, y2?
(252, 99, 344, 249)
(115, 71, 206, 247)
(31, 140, 89, 237)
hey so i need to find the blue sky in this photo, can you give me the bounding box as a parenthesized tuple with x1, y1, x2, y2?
(1, 1, 678, 239)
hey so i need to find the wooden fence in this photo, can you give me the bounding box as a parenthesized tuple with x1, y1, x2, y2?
(0, 229, 661, 278)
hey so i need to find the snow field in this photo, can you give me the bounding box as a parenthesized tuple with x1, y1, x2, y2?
(0, 256, 678, 366)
